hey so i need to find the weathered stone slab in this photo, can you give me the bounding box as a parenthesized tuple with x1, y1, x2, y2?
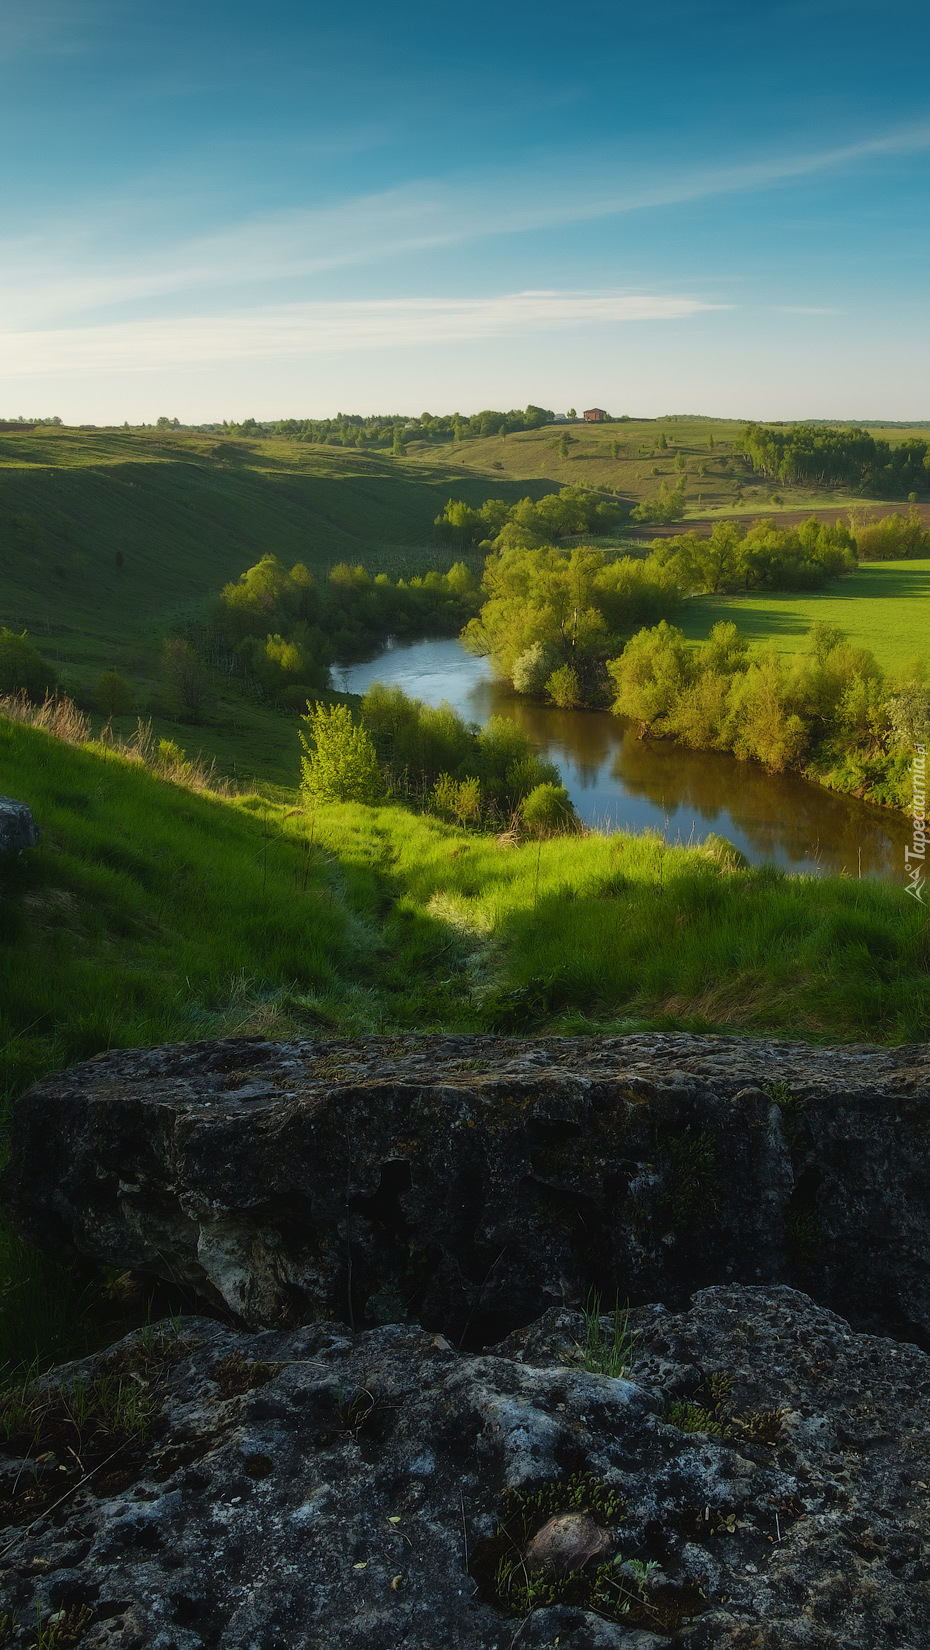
(4, 1034, 930, 1343)
(0, 795, 37, 854)
(1, 1286, 928, 1648)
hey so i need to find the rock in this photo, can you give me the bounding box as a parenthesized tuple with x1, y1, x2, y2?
(0, 795, 37, 854)
(4, 1034, 930, 1344)
(1, 1286, 928, 1648)
(523, 1511, 613, 1576)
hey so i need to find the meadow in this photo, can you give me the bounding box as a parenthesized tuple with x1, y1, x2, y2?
(675, 558, 930, 674)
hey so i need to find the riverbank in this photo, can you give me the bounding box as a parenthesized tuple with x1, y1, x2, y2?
(336, 637, 913, 879)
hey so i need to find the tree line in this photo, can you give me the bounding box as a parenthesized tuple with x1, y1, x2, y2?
(608, 618, 928, 804)
(741, 424, 930, 496)
(433, 484, 627, 549)
(203, 553, 481, 707)
(463, 515, 860, 710)
(232, 404, 559, 450)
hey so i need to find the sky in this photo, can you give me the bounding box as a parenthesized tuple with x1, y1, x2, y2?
(1, 0, 930, 423)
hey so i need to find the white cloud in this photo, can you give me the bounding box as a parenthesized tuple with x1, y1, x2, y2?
(4, 117, 929, 329)
(0, 290, 725, 376)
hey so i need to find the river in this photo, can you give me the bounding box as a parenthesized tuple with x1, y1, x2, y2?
(333, 637, 910, 882)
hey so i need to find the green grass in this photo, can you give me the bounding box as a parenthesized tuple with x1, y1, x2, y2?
(675, 558, 930, 673)
(0, 425, 555, 688)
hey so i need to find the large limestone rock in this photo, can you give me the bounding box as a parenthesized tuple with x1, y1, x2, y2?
(0, 1287, 928, 1648)
(0, 795, 37, 854)
(4, 1034, 930, 1343)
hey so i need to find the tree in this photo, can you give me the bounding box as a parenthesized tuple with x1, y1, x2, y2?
(546, 664, 582, 708)
(0, 629, 56, 701)
(607, 621, 694, 731)
(299, 702, 383, 804)
(162, 638, 211, 720)
(512, 642, 559, 695)
(97, 670, 132, 717)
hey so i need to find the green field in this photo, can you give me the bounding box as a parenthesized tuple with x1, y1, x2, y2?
(675, 559, 930, 674)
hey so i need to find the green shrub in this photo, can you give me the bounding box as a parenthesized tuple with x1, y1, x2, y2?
(96, 670, 132, 717)
(521, 782, 573, 835)
(546, 664, 582, 708)
(299, 701, 383, 804)
(0, 629, 56, 701)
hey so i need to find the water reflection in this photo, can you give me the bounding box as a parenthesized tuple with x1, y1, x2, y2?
(335, 638, 909, 881)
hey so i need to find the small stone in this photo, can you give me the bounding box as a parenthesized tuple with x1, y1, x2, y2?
(523, 1512, 612, 1577)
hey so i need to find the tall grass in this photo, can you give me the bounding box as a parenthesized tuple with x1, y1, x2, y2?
(313, 804, 930, 1043)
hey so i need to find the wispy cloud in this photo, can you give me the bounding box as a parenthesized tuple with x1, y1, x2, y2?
(3, 117, 928, 329)
(0, 291, 725, 376)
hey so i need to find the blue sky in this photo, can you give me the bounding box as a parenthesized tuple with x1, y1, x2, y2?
(2, 0, 929, 422)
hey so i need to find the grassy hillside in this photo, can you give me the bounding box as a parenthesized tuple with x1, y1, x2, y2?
(675, 559, 930, 673)
(408, 416, 930, 519)
(0, 426, 554, 689)
(3, 710, 927, 1102)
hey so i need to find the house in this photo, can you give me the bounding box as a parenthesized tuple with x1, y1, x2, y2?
(583, 408, 607, 423)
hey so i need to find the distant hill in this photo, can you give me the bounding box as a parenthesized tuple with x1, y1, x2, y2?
(2, 417, 926, 701)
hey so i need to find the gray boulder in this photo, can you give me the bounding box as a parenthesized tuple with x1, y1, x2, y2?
(4, 1033, 930, 1343)
(0, 1286, 928, 1648)
(0, 795, 37, 853)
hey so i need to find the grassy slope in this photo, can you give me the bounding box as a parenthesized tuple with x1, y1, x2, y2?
(675, 559, 930, 674)
(2, 712, 928, 1372)
(3, 716, 926, 1096)
(409, 416, 930, 517)
(0, 426, 549, 685)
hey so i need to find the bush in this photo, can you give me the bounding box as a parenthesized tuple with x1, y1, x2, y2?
(432, 773, 482, 826)
(0, 629, 56, 701)
(850, 510, 930, 560)
(545, 664, 582, 708)
(512, 641, 559, 696)
(520, 783, 574, 834)
(97, 670, 132, 717)
(299, 702, 384, 804)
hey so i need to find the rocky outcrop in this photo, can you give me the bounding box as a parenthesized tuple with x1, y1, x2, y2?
(4, 1034, 930, 1344)
(0, 795, 37, 854)
(1, 1286, 928, 1649)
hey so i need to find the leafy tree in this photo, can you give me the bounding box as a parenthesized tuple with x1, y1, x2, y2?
(97, 670, 132, 717)
(0, 629, 56, 701)
(512, 641, 560, 695)
(299, 702, 383, 804)
(607, 622, 695, 730)
(546, 664, 582, 708)
(162, 638, 211, 720)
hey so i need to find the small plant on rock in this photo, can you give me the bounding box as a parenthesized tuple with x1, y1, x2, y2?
(579, 1290, 638, 1378)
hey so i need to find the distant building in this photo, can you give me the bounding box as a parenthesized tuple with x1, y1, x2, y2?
(583, 408, 607, 423)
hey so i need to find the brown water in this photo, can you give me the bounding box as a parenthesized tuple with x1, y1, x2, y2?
(334, 638, 911, 882)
